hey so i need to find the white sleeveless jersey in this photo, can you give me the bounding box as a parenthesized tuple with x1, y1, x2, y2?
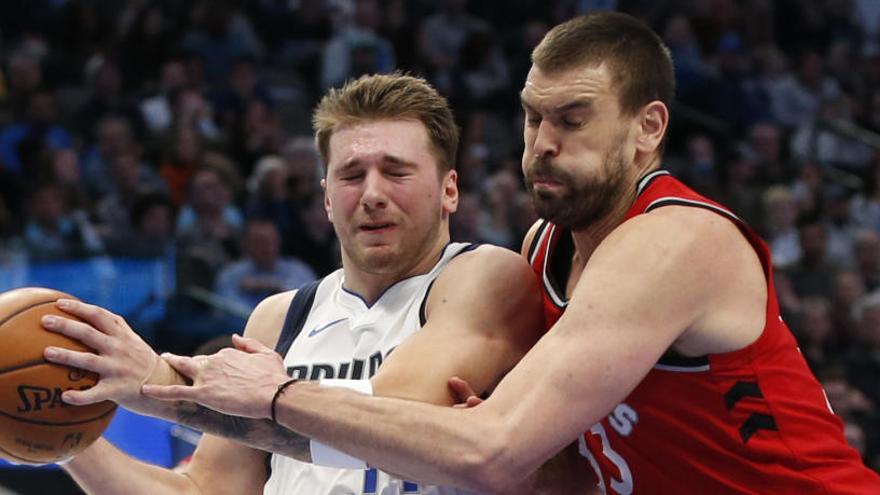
(264, 242, 477, 495)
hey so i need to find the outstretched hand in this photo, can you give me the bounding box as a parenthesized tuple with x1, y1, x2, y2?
(41, 299, 161, 411)
(142, 334, 290, 419)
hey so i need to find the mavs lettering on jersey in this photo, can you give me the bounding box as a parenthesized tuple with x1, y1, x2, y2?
(286, 348, 395, 380)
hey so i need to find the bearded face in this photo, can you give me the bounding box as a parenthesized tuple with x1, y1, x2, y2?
(524, 132, 629, 229)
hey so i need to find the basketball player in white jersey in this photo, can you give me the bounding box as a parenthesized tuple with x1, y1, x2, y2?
(40, 74, 548, 493)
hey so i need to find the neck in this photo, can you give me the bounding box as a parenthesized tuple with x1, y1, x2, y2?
(570, 159, 659, 261)
(341, 232, 450, 306)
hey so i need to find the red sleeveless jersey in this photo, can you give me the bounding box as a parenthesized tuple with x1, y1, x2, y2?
(527, 170, 880, 494)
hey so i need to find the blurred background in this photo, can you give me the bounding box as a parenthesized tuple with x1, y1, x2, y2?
(0, 0, 878, 492)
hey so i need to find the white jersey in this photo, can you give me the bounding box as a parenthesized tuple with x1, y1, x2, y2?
(264, 242, 477, 495)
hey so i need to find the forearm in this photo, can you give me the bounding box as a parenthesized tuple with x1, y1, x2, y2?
(63, 438, 197, 495)
(276, 382, 511, 492)
(171, 401, 312, 462)
(137, 361, 312, 462)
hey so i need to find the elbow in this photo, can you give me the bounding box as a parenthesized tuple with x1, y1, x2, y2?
(458, 423, 529, 494)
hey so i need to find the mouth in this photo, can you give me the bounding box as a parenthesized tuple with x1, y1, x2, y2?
(359, 222, 396, 233)
(529, 176, 564, 190)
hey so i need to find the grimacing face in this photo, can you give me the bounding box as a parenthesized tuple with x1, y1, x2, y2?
(322, 119, 457, 275)
(521, 64, 635, 229)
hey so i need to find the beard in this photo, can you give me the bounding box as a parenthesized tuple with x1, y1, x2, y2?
(524, 136, 629, 230)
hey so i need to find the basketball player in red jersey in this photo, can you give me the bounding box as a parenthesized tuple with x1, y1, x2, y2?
(130, 12, 880, 494)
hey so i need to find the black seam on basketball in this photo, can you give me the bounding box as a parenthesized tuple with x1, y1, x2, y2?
(0, 299, 57, 328)
(0, 403, 116, 426)
(0, 358, 56, 376)
(0, 442, 37, 463)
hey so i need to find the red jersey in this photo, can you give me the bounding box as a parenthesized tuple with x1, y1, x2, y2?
(527, 170, 880, 494)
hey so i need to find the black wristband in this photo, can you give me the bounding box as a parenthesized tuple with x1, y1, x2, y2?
(270, 378, 299, 423)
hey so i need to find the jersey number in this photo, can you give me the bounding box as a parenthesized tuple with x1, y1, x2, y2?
(579, 423, 633, 495)
(363, 468, 419, 494)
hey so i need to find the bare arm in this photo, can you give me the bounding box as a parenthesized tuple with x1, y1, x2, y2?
(44, 291, 317, 462)
(58, 293, 292, 494)
(268, 207, 766, 492)
(371, 245, 543, 405)
(63, 434, 268, 495)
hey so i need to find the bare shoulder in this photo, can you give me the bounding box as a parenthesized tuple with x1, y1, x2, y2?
(520, 220, 544, 257)
(607, 205, 766, 354)
(606, 204, 749, 260)
(242, 290, 298, 347)
(426, 244, 542, 339)
(437, 244, 536, 292)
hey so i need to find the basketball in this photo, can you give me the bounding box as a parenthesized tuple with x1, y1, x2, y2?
(0, 287, 116, 464)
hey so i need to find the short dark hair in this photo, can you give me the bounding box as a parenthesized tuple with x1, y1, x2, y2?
(532, 12, 675, 116)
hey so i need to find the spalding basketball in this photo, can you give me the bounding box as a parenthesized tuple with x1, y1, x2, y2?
(0, 287, 116, 464)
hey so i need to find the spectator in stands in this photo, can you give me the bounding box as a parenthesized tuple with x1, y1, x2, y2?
(73, 55, 145, 144)
(853, 229, 880, 292)
(22, 182, 104, 261)
(215, 219, 315, 311)
(3, 49, 44, 120)
(794, 296, 836, 369)
(286, 193, 338, 276)
(106, 192, 176, 259)
(769, 49, 841, 128)
(0, 87, 73, 178)
(831, 268, 866, 347)
(320, 0, 396, 90)
(158, 125, 209, 207)
(822, 184, 860, 267)
(179, 0, 262, 85)
(81, 115, 139, 197)
(762, 185, 802, 268)
(747, 121, 789, 185)
(140, 59, 192, 136)
(94, 147, 166, 242)
(851, 154, 880, 231)
(845, 292, 880, 415)
(785, 215, 840, 298)
(50, 148, 91, 214)
(419, 0, 487, 94)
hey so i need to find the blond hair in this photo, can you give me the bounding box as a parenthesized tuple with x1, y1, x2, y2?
(313, 73, 458, 173)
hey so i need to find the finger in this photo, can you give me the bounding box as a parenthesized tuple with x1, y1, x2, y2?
(141, 384, 198, 402)
(42, 315, 110, 351)
(61, 383, 112, 406)
(44, 347, 108, 375)
(56, 299, 126, 337)
(232, 334, 274, 355)
(161, 353, 200, 380)
(447, 376, 478, 402)
(466, 396, 484, 407)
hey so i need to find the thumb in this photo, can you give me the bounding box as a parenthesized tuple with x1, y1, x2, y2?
(232, 334, 272, 354)
(161, 353, 199, 379)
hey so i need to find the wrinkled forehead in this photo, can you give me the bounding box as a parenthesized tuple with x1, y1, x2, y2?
(521, 64, 617, 111)
(326, 119, 438, 171)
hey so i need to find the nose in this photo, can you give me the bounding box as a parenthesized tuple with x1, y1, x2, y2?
(361, 169, 388, 211)
(532, 120, 560, 159)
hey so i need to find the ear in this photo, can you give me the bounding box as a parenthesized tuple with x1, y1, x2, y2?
(635, 101, 669, 155)
(441, 169, 459, 217)
(321, 178, 333, 223)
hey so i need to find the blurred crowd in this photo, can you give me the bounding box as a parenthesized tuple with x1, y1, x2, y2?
(0, 0, 878, 471)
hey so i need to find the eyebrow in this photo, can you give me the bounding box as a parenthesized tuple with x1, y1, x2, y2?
(520, 94, 595, 114)
(336, 154, 417, 172)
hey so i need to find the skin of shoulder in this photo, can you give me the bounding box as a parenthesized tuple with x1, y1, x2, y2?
(372, 244, 544, 406)
(520, 220, 543, 258)
(176, 290, 298, 493)
(240, 290, 298, 347)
